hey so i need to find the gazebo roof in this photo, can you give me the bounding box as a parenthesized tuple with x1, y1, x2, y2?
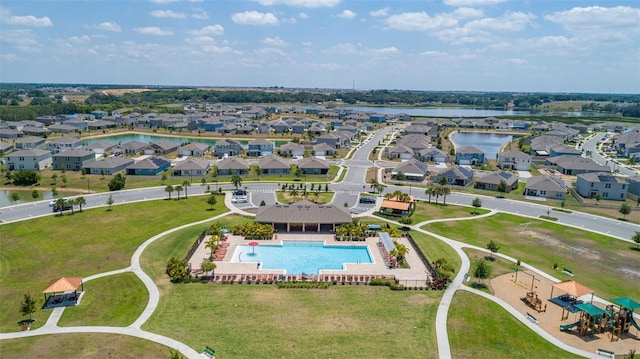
(43, 277, 83, 294)
(552, 280, 594, 298)
(575, 303, 608, 317)
(613, 297, 640, 310)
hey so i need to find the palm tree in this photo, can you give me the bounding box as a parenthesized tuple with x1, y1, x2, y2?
(289, 188, 299, 202)
(368, 178, 379, 193)
(425, 187, 436, 203)
(76, 196, 86, 212)
(393, 242, 409, 264)
(205, 239, 218, 260)
(441, 186, 451, 205)
(54, 197, 67, 216)
(165, 185, 174, 200)
(175, 185, 183, 200)
(231, 174, 242, 189)
(182, 180, 190, 199)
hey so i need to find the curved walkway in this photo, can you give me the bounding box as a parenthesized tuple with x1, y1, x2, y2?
(0, 211, 234, 359)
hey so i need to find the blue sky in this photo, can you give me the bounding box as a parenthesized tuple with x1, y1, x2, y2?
(1, 0, 639, 93)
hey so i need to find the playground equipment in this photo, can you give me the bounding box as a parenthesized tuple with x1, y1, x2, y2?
(522, 291, 547, 313)
(559, 320, 581, 332)
(611, 297, 640, 338)
(558, 303, 612, 337)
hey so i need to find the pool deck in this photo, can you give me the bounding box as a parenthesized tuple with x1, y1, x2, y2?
(188, 233, 431, 286)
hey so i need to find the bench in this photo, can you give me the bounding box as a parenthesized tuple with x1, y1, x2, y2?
(562, 268, 574, 276)
(526, 312, 539, 324)
(202, 346, 215, 359)
(595, 348, 615, 359)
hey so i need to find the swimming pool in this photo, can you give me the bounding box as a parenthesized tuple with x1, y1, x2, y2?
(230, 240, 373, 274)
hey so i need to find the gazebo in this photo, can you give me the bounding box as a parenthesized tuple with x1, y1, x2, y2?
(43, 277, 84, 306)
(550, 280, 594, 302)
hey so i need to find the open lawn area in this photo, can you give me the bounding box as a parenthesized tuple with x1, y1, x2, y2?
(423, 213, 640, 300)
(448, 291, 581, 359)
(275, 190, 334, 204)
(141, 222, 442, 358)
(0, 333, 174, 359)
(57, 272, 148, 327)
(411, 201, 490, 223)
(0, 198, 226, 332)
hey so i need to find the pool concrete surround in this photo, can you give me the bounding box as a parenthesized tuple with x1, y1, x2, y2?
(189, 233, 431, 284)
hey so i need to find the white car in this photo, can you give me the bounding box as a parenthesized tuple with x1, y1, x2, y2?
(231, 196, 248, 204)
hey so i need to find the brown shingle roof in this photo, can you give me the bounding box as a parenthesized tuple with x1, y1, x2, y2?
(255, 200, 351, 224)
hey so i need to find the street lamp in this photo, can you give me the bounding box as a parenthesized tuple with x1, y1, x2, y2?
(87, 178, 90, 194)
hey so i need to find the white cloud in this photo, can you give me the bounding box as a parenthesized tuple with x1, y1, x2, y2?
(201, 45, 235, 54)
(191, 10, 209, 19)
(322, 42, 399, 57)
(67, 35, 91, 45)
(261, 36, 288, 47)
(465, 11, 534, 32)
(149, 0, 179, 4)
(0, 29, 37, 46)
(444, 0, 506, 6)
(306, 62, 347, 71)
(385, 11, 458, 31)
(254, 47, 287, 56)
(545, 6, 640, 45)
(367, 46, 400, 55)
(531, 36, 570, 48)
(1, 53, 21, 62)
(322, 42, 359, 55)
(369, 7, 389, 17)
(231, 11, 279, 25)
(134, 27, 174, 36)
(186, 36, 216, 45)
(452, 7, 484, 19)
(189, 25, 224, 36)
(150, 10, 187, 19)
(419, 50, 446, 56)
(0, 7, 53, 27)
(298, 12, 309, 19)
(302, 41, 312, 46)
(506, 58, 527, 65)
(336, 10, 356, 19)
(93, 21, 122, 32)
(253, 0, 340, 8)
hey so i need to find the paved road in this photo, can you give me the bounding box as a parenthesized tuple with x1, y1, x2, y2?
(582, 132, 638, 176)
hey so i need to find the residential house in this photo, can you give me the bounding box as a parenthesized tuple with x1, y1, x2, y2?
(172, 158, 210, 177)
(315, 132, 351, 149)
(391, 159, 429, 181)
(15, 136, 46, 150)
(387, 144, 414, 160)
(308, 125, 324, 136)
(529, 135, 564, 156)
(85, 140, 117, 155)
(178, 142, 210, 157)
(120, 141, 148, 155)
(291, 122, 306, 134)
(475, 170, 519, 191)
(214, 139, 243, 158)
(272, 120, 290, 133)
(546, 155, 610, 175)
(258, 155, 290, 175)
(48, 137, 82, 154)
(576, 172, 628, 201)
(524, 175, 567, 200)
(87, 120, 117, 130)
(126, 157, 171, 175)
(65, 118, 88, 130)
(0, 129, 23, 139)
(247, 139, 274, 157)
(369, 114, 387, 123)
(150, 141, 179, 155)
(5, 149, 52, 170)
(313, 143, 337, 157)
(279, 142, 305, 157)
(83, 157, 134, 175)
(216, 157, 250, 175)
(416, 147, 448, 164)
(34, 115, 56, 126)
(52, 149, 96, 171)
(549, 144, 581, 157)
(21, 126, 51, 137)
(433, 166, 474, 187)
(203, 119, 224, 132)
(626, 176, 640, 198)
(217, 124, 238, 134)
(297, 156, 330, 175)
(48, 124, 79, 134)
(0, 141, 13, 155)
(498, 150, 532, 171)
(404, 125, 433, 136)
(455, 146, 485, 165)
(236, 125, 255, 135)
(615, 127, 640, 158)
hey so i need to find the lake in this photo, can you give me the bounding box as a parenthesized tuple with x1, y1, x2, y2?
(0, 189, 55, 208)
(450, 132, 514, 161)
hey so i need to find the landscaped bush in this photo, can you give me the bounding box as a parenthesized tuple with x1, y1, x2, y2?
(230, 222, 274, 240)
(335, 222, 368, 241)
(369, 278, 404, 290)
(276, 281, 331, 289)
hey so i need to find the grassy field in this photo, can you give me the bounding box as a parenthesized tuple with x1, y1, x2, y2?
(462, 249, 519, 293)
(410, 230, 462, 273)
(448, 291, 582, 359)
(0, 198, 226, 332)
(410, 201, 490, 223)
(275, 190, 334, 204)
(423, 213, 640, 300)
(141, 222, 442, 358)
(0, 333, 173, 359)
(57, 272, 148, 327)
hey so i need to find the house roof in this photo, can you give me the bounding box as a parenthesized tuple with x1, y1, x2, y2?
(84, 157, 134, 169)
(457, 146, 484, 155)
(550, 156, 611, 172)
(259, 155, 289, 169)
(127, 156, 170, 170)
(249, 138, 273, 146)
(43, 277, 83, 294)
(526, 175, 566, 191)
(313, 143, 335, 151)
(297, 156, 329, 169)
(151, 141, 178, 151)
(500, 150, 531, 160)
(392, 158, 428, 176)
(255, 200, 351, 224)
(52, 149, 94, 158)
(179, 142, 209, 151)
(477, 170, 519, 186)
(279, 142, 305, 152)
(9, 148, 51, 157)
(16, 136, 45, 144)
(121, 141, 148, 150)
(380, 200, 411, 211)
(217, 157, 250, 170)
(437, 165, 474, 180)
(576, 172, 627, 184)
(174, 158, 210, 171)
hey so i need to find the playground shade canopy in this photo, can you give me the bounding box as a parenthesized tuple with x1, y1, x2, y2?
(574, 303, 608, 317)
(612, 297, 640, 310)
(551, 280, 594, 298)
(43, 277, 83, 294)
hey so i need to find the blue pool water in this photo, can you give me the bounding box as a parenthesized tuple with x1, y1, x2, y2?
(231, 241, 373, 274)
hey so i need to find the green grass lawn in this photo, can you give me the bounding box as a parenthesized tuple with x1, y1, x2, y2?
(409, 230, 462, 274)
(275, 190, 334, 204)
(463, 249, 519, 294)
(448, 291, 582, 359)
(0, 333, 174, 359)
(141, 222, 442, 358)
(0, 197, 226, 332)
(410, 201, 490, 223)
(424, 213, 640, 300)
(57, 272, 148, 327)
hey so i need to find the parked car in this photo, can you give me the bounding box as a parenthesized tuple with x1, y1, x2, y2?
(233, 189, 247, 196)
(52, 202, 72, 212)
(231, 196, 248, 204)
(359, 196, 376, 204)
